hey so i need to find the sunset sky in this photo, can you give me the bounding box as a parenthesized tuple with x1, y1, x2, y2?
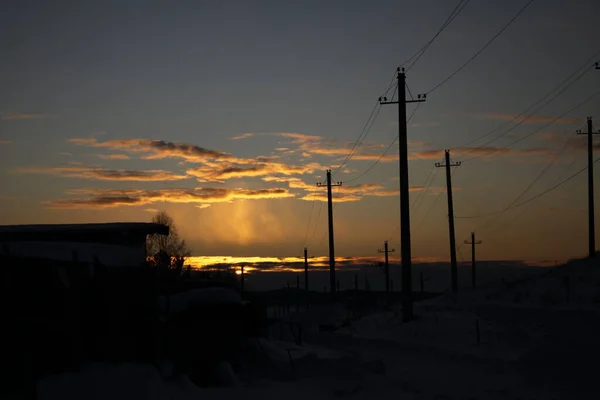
(1, 0, 599, 263)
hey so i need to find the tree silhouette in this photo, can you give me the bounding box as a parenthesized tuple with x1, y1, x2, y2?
(147, 211, 191, 277)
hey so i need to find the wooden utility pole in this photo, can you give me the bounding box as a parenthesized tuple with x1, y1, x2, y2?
(240, 264, 244, 295)
(464, 232, 483, 289)
(577, 117, 600, 258)
(436, 150, 461, 293)
(317, 170, 342, 294)
(378, 240, 395, 293)
(379, 67, 426, 321)
(303, 247, 309, 291)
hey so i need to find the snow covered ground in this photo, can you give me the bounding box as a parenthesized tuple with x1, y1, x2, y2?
(32, 256, 600, 399)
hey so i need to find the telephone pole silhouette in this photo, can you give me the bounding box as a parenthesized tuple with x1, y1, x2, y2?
(378, 241, 395, 293)
(379, 67, 426, 321)
(240, 265, 245, 295)
(435, 150, 461, 293)
(303, 247, 309, 291)
(317, 170, 342, 294)
(464, 232, 482, 289)
(577, 117, 600, 258)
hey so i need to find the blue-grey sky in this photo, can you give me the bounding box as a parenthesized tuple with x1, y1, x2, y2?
(1, 0, 599, 262)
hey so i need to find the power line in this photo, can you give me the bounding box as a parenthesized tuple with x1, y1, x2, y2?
(331, 73, 402, 179)
(388, 166, 438, 241)
(310, 201, 323, 243)
(459, 67, 593, 160)
(406, 0, 471, 72)
(303, 192, 317, 246)
(413, 187, 445, 236)
(413, 160, 458, 235)
(452, 51, 600, 152)
(461, 131, 582, 240)
(427, 0, 535, 95)
(344, 102, 422, 183)
(456, 156, 600, 219)
(411, 166, 438, 214)
(405, 82, 414, 101)
(331, 102, 381, 177)
(485, 155, 579, 238)
(505, 133, 577, 208)
(462, 87, 600, 162)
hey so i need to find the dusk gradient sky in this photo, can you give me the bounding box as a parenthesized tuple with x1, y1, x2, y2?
(1, 0, 599, 263)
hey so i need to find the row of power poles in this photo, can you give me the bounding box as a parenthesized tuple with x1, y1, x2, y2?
(303, 62, 598, 321)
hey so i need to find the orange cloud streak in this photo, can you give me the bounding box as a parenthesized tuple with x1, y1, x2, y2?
(45, 187, 295, 209)
(68, 138, 232, 163)
(13, 166, 188, 181)
(187, 161, 325, 183)
(97, 154, 131, 160)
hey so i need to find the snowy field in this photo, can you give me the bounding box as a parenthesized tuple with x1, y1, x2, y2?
(31, 256, 600, 399)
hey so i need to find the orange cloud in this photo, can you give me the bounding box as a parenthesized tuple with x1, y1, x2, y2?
(309, 147, 354, 156)
(278, 133, 323, 144)
(277, 133, 368, 159)
(409, 149, 445, 160)
(1, 111, 53, 120)
(45, 187, 295, 209)
(97, 154, 131, 160)
(187, 161, 325, 183)
(0, 140, 12, 145)
(267, 177, 423, 202)
(68, 138, 232, 163)
(229, 133, 256, 140)
(300, 193, 362, 203)
(485, 113, 580, 124)
(351, 153, 398, 162)
(13, 166, 188, 181)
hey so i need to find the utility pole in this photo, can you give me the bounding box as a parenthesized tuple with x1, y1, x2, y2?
(317, 170, 342, 295)
(379, 67, 426, 321)
(435, 150, 461, 293)
(304, 247, 309, 291)
(464, 232, 482, 289)
(240, 265, 244, 295)
(577, 117, 600, 258)
(378, 240, 395, 293)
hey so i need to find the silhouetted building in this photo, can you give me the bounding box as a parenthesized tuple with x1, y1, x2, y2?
(0, 222, 169, 396)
